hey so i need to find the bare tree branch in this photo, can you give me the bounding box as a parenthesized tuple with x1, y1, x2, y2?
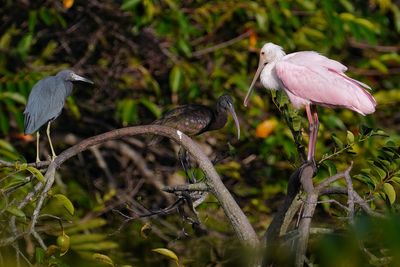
(2, 125, 259, 248)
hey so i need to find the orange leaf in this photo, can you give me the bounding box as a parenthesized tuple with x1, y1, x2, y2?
(63, 0, 74, 9)
(256, 119, 277, 138)
(249, 29, 258, 52)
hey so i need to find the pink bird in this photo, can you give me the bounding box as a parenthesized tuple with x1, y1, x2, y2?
(244, 43, 377, 163)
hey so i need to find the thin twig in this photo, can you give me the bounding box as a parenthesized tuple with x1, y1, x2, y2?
(162, 182, 209, 193)
(344, 166, 355, 224)
(192, 30, 251, 57)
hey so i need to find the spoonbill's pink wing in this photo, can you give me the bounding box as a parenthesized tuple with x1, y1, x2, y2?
(275, 52, 376, 115)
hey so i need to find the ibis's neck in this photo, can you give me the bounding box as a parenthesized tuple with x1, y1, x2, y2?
(208, 108, 228, 131)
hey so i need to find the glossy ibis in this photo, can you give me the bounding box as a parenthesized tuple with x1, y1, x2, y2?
(150, 94, 240, 182)
(244, 43, 376, 163)
(24, 70, 94, 162)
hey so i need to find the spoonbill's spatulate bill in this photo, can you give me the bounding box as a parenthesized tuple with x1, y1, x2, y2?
(244, 43, 376, 162)
(24, 70, 94, 162)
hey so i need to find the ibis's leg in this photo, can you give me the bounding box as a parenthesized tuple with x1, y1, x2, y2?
(305, 104, 316, 162)
(46, 121, 57, 160)
(178, 147, 196, 183)
(36, 132, 40, 163)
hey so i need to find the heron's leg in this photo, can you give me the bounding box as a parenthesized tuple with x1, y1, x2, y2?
(36, 132, 40, 163)
(46, 121, 57, 160)
(178, 147, 196, 183)
(305, 104, 315, 162)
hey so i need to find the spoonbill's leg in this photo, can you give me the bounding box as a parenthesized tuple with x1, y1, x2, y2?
(310, 105, 319, 163)
(46, 121, 57, 161)
(305, 104, 316, 162)
(36, 132, 40, 163)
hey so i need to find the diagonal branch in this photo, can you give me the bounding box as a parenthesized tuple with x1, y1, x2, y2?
(17, 125, 259, 248)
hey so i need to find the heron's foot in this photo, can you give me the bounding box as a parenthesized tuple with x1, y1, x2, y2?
(35, 158, 41, 164)
(51, 155, 57, 161)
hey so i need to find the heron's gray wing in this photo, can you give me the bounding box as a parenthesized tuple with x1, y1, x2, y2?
(148, 105, 213, 146)
(24, 77, 69, 134)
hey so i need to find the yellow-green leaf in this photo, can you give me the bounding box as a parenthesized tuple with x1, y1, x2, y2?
(53, 194, 75, 215)
(6, 206, 25, 217)
(26, 166, 45, 183)
(346, 130, 354, 144)
(92, 253, 114, 266)
(383, 183, 396, 205)
(169, 65, 183, 93)
(152, 248, 179, 263)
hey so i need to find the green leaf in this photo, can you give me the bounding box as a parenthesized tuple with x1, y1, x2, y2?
(70, 234, 107, 245)
(0, 92, 26, 104)
(35, 248, 45, 264)
(152, 248, 180, 265)
(323, 160, 337, 176)
(346, 130, 354, 144)
(53, 194, 75, 215)
(72, 241, 118, 251)
(66, 96, 81, 119)
(383, 183, 396, 205)
(332, 135, 344, 149)
(140, 98, 161, 118)
(373, 166, 387, 180)
(121, 0, 141, 10)
(26, 166, 45, 183)
(169, 65, 183, 93)
(92, 253, 114, 266)
(6, 206, 25, 217)
(65, 218, 107, 234)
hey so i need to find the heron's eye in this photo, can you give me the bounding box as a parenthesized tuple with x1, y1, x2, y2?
(261, 51, 265, 55)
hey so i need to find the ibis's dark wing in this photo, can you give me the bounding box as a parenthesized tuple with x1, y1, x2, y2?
(24, 77, 69, 134)
(149, 104, 213, 145)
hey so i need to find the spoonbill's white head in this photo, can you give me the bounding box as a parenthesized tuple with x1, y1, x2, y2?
(244, 43, 286, 106)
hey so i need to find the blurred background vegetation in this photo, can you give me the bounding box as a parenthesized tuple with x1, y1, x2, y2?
(0, 0, 399, 266)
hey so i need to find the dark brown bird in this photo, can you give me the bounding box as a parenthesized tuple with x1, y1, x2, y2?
(150, 94, 241, 182)
(150, 94, 240, 145)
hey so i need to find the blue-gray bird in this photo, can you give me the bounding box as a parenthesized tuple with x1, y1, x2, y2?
(24, 70, 93, 162)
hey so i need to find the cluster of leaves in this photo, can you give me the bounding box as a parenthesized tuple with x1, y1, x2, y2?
(0, 0, 399, 266)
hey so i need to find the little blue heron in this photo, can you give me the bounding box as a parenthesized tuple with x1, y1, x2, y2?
(24, 69, 93, 162)
(150, 94, 240, 182)
(244, 43, 376, 163)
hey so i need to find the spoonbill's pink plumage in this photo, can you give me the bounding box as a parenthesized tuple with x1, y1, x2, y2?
(244, 43, 377, 163)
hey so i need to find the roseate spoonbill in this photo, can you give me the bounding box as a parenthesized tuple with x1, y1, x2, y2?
(150, 94, 240, 182)
(24, 70, 94, 162)
(244, 43, 376, 163)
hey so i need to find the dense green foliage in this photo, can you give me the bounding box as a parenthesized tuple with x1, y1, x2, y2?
(0, 0, 399, 266)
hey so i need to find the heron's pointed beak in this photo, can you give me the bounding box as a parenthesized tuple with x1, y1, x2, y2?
(244, 59, 265, 107)
(71, 73, 94, 84)
(227, 103, 240, 140)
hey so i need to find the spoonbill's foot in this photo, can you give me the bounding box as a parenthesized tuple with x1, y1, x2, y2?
(302, 159, 317, 176)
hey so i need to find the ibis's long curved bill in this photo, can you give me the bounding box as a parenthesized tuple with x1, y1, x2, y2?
(227, 103, 241, 140)
(71, 73, 94, 84)
(244, 60, 264, 107)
